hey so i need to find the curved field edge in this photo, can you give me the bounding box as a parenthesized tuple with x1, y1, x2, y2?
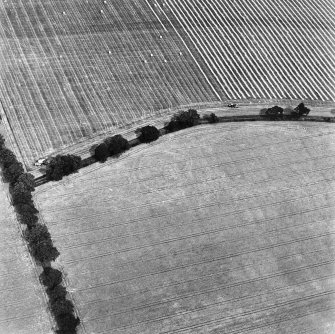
(35, 122, 335, 334)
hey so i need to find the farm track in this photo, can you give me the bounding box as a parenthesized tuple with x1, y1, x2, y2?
(36, 123, 335, 333)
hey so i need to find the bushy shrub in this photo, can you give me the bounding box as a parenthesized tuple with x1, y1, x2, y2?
(40, 267, 63, 289)
(46, 155, 81, 181)
(3, 161, 24, 183)
(164, 109, 200, 132)
(94, 143, 109, 162)
(104, 134, 130, 156)
(30, 239, 60, 263)
(55, 313, 80, 333)
(136, 125, 160, 143)
(203, 113, 219, 123)
(47, 285, 67, 303)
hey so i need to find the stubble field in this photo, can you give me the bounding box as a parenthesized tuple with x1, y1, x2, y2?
(35, 122, 335, 334)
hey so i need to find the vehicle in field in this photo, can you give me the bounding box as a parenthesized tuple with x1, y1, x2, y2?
(34, 157, 51, 166)
(227, 103, 238, 108)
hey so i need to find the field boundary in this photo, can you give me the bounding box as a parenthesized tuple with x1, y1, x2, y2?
(34, 113, 335, 187)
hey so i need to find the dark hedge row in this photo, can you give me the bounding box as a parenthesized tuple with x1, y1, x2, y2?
(0, 134, 80, 334)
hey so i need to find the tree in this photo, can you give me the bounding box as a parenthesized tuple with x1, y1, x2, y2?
(0, 148, 16, 168)
(10, 181, 33, 205)
(46, 155, 81, 181)
(2, 161, 24, 183)
(17, 212, 38, 228)
(136, 125, 160, 143)
(294, 103, 310, 116)
(264, 106, 284, 119)
(47, 285, 67, 303)
(165, 109, 200, 132)
(94, 143, 109, 162)
(55, 313, 80, 333)
(0, 134, 5, 149)
(104, 135, 130, 156)
(16, 173, 35, 192)
(30, 239, 60, 263)
(40, 267, 62, 289)
(203, 113, 219, 123)
(24, 223, 50, 245)
(50, 299, 74, 317)
(15, 203, 39, 216)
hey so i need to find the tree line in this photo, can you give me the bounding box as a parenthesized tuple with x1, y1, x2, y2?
(0, 135, 80, 334)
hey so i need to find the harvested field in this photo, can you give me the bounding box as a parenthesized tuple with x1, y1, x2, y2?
(0, 0, 334, 166)
(35, 122, 335, 334)
(0, 182, 51, 334)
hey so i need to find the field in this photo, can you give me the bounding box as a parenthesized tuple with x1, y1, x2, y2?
(0, 0, 334, 166)
(0, 181, 51, 334)
(35, 122, 335, 334)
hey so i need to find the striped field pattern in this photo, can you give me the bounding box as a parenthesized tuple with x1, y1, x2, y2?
(35, 122, 335, 334)
(0, 0, 334, 166)
(162, 0, 335, 100)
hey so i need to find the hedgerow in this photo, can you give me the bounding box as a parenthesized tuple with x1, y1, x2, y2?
(0, 134, 80, 333)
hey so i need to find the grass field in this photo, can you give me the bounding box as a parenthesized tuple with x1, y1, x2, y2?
(0, 0, 334, 166)
(35, 122, 335, 334)
(0, 181, 51, 334)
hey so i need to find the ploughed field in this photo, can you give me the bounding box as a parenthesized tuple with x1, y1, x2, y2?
(35, 122, 335, 334)
(0, 0, 334, 166)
